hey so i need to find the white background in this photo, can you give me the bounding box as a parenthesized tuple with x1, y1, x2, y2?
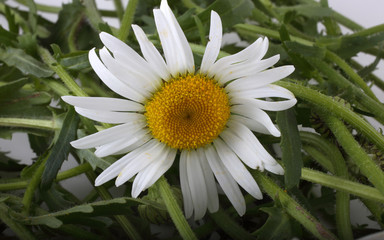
(1, 0, 384, 231)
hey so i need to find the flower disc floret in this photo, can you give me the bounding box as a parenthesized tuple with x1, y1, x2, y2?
(145, 74, 230, 149)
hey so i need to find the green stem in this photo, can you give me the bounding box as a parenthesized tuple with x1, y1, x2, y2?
(309, 59, 384, 125)
(332, 10, 363, 32)
(210, 209, 254, 240)
(22, 157, 47, 215)
(0, 163, 92, 191)
(234, 24, 313, 46)
(113, 0, 124, 21)
(302, 145, 334, 172)
(56, 163, 93, 181)
(320, 0, 341, 36)
(83, 0, 104, 32)
(275, 81, 384, 152)
(325, 50, 379, 102)
(38, 47, 88, 97)
(0, 202, 36, 240)
(301, 168, 384, 203)
(252, 171, 337, 240)
(156, 176, 197, 240)
(181, 0, 204, 13)
(361, 199, 384, 228)
(300, 132, 353, 240)
(320, 113, 384, 195)
(349, 23, 384, 38)
(68, 13, 84, 52)
(85, 171, 142, 240)
(0, 117, 58, 130)
(117, 0, 139, 41)
(14, 0, 61, 13)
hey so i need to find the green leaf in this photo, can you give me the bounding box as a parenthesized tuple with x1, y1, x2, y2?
(180, 0, 255, 41)
(357, 53, 382, 78)
(0, 47, 54, 77)
(276, 4, 333, 19)
(284, 41, 326, 59)
(255, 207, 297, 240)
(40, 107, 79, 190)
(276, 109, 302, 189)
(0, 151, 26, 171)
(19, 197, 163, 228)
(0, 78, 28, 97)
(0, 25, 17, 46)
(317, 32, 384, 58)
(77, 149, 111, 170)
(0, 90, 52, 119)
(59, 51, 91, 71)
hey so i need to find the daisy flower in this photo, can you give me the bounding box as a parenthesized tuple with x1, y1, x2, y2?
(62, 0, 296, 220)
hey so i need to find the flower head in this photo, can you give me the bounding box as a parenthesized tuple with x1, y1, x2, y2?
(62, 0, 296, 220)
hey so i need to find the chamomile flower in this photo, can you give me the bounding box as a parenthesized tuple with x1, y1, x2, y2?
(62, 0, 296, 220)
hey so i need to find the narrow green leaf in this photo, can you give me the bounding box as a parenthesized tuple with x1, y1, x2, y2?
(0, 77, 28, 97)
(0, 152, 26, 171)
(59, 51, 91, 71)
(210, 209, 254, 240)
(0, 25, 17, 46)
(284, 41, 326, 58)
(276, 109, 302, 189)
(317, 32, 384, 58)
(19, 197, 163, 228)
(40, 107, 79, 190)
(253, 171, 337, 240)
(180, 0, 254, 40)
(255, 207, 297, 240)
(0, 202, 37, 240)
(0, 47, 54, 77)
(276, 4, 333, 19)
(77, 149, 111, 170)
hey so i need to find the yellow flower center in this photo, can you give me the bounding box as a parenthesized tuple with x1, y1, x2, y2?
(145, 74, 230, 150)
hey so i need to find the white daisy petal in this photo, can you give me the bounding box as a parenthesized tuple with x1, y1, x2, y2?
(112, 134, 152, 156)
(205, 145, 246, 216)
(74, 107, 142, 124)
(70, 120, 145, 149)
(132, 24, 170, 80)
(187, 150, 208, 220)
(229, 115, 271, 135)
(99, 47, 157, 96)
(88, 48, 144, 102)
(94, 129, 150, 157)
(196, 148, 219, 213)
(213, 138, 263, 199)
(218, 55, 280, 84)
(95, 148, 143, 186)
(226, 65, 295, 92)
(96, 141, 155, 186)
(264, 162, 285, 175)
(115, 140, 165, 187)
(231, 97, 297, 111)
(229, 84, 296, 99)
(99, 33, 162, 89)
(227, 120, 278, 165)
(100, 32, 150, 69)
(230, 105, 281, 137)
(154, 0, 194, 76)
(208, 37, 265, 78)
(180, 150, 194, 218)
(220, 128, 263, 170)
(200, 11, 222, 74)
(62, 96, 144, 112)
(131, 147, 177, 197)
